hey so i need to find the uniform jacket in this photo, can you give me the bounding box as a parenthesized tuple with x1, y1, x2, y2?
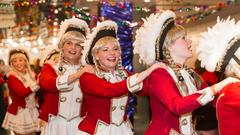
(78, 71, 132, 134)
(144, 68, 208, 135)
(217, 82, 240, 135)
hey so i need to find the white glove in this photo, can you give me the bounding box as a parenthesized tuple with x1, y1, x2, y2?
(196, 77, 239, 106)
(213, 77, 239, 93)
(197, 87, 215, 105)
(30, 82, 40, 92)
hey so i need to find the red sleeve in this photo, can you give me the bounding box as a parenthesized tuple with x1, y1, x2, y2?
(39, 64, 58, 93)
(135, 77, 149, 96)
(0, 74, 4, 85)
(80, 72, 129, 98)
(124, 69, 150, 96)
(149, 68, 202, 115)
(7, 75, 32, 97)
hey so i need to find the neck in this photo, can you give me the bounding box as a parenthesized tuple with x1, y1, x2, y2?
(63, 58, 79, 65)
(171, 55, 186, 67)
(18, 69, 27, 75)
(98, 66, 115, 74)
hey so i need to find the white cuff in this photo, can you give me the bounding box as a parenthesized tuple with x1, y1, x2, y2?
(197, 87, 215, 106)
(127, 74, 143, 93)
(30, 83, 40, 92)
(56, 75, 73, 91)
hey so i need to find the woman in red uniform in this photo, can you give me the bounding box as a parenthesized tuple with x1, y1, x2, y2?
(197, 17, 240, 135)
(133, 10, 239, 135)
(38, 17, 92, 135)
(2, 48, 40, 135)
(77, 20, 162, 135)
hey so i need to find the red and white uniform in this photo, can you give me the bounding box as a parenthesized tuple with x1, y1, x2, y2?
(2, 72, 39, 134)
(78, 71, 141, 135)
(144, 67, 209, 135)
(216, 82, 240, 135)
(39, 63, 85, 135)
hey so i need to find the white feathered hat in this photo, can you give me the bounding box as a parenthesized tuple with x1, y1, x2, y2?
(196, 17, 240, 72)
(8, 47, 31, 66)
(39, 45, 59, 66)
(81, 20, 118, 65)
(133, 10, 176, 66)
(58, 17, 89, 49)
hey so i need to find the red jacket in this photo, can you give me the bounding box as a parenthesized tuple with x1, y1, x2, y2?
(38, 63, 59, 122)
(7, 75, 33, 114)
(144, 68, 207, 135)
(78, 72, 131, 134)
(0, 74, 4, 86)
(217, 82, 240, 135)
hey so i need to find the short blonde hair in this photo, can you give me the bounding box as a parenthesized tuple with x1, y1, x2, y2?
(164, 25, 185, 48)
(92, 36, 120, 56)
(58, 31, 86, 49)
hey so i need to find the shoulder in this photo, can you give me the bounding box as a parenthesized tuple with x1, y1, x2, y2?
(220, 83, 240, 96)
(7, 71, 18, 79)
(42, 63, 56, 70)
(151, 67, 171, 76)
(81, 72, 97, 79)
(149, 67, 175, 83)
(123, 69, 132, 76)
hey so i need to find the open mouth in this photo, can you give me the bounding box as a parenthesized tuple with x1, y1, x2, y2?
(68, 50, 77, 55)
(106, 57, 117, 62)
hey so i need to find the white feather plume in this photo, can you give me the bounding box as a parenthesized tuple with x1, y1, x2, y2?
(81, 20, 118, 65)
(133, 10, 176, 66)
(196, 17, 240, 72)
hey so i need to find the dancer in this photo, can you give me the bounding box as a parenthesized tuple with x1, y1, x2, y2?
(197, 17, 240, 135)
(133, 10, 239, 135)
(78, 20, 163, 135)
(2, 48, 40, 135)
(39, 17, 92, 135)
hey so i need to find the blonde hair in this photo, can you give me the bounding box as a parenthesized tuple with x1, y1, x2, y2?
(91, 36, 127, 79)
(92, 36, 120, 55)
(161, 25, 193, 81)
(59, 31, 86, 49)
(163, 25, 186, 57)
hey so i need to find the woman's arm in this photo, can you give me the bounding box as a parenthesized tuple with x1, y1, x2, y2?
(80, 72, 129, 98)
(67, 65, 93, 84)
(39, 64, 58, 93)
(149, 68, 202, 115)
(7, 75, 33, 97)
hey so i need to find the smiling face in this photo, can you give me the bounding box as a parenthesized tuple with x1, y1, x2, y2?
(62, 39, 83, 64)
(60, 31, 85, 65)
(11, 56, 27, 73)
(93, 36, 121, 72)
